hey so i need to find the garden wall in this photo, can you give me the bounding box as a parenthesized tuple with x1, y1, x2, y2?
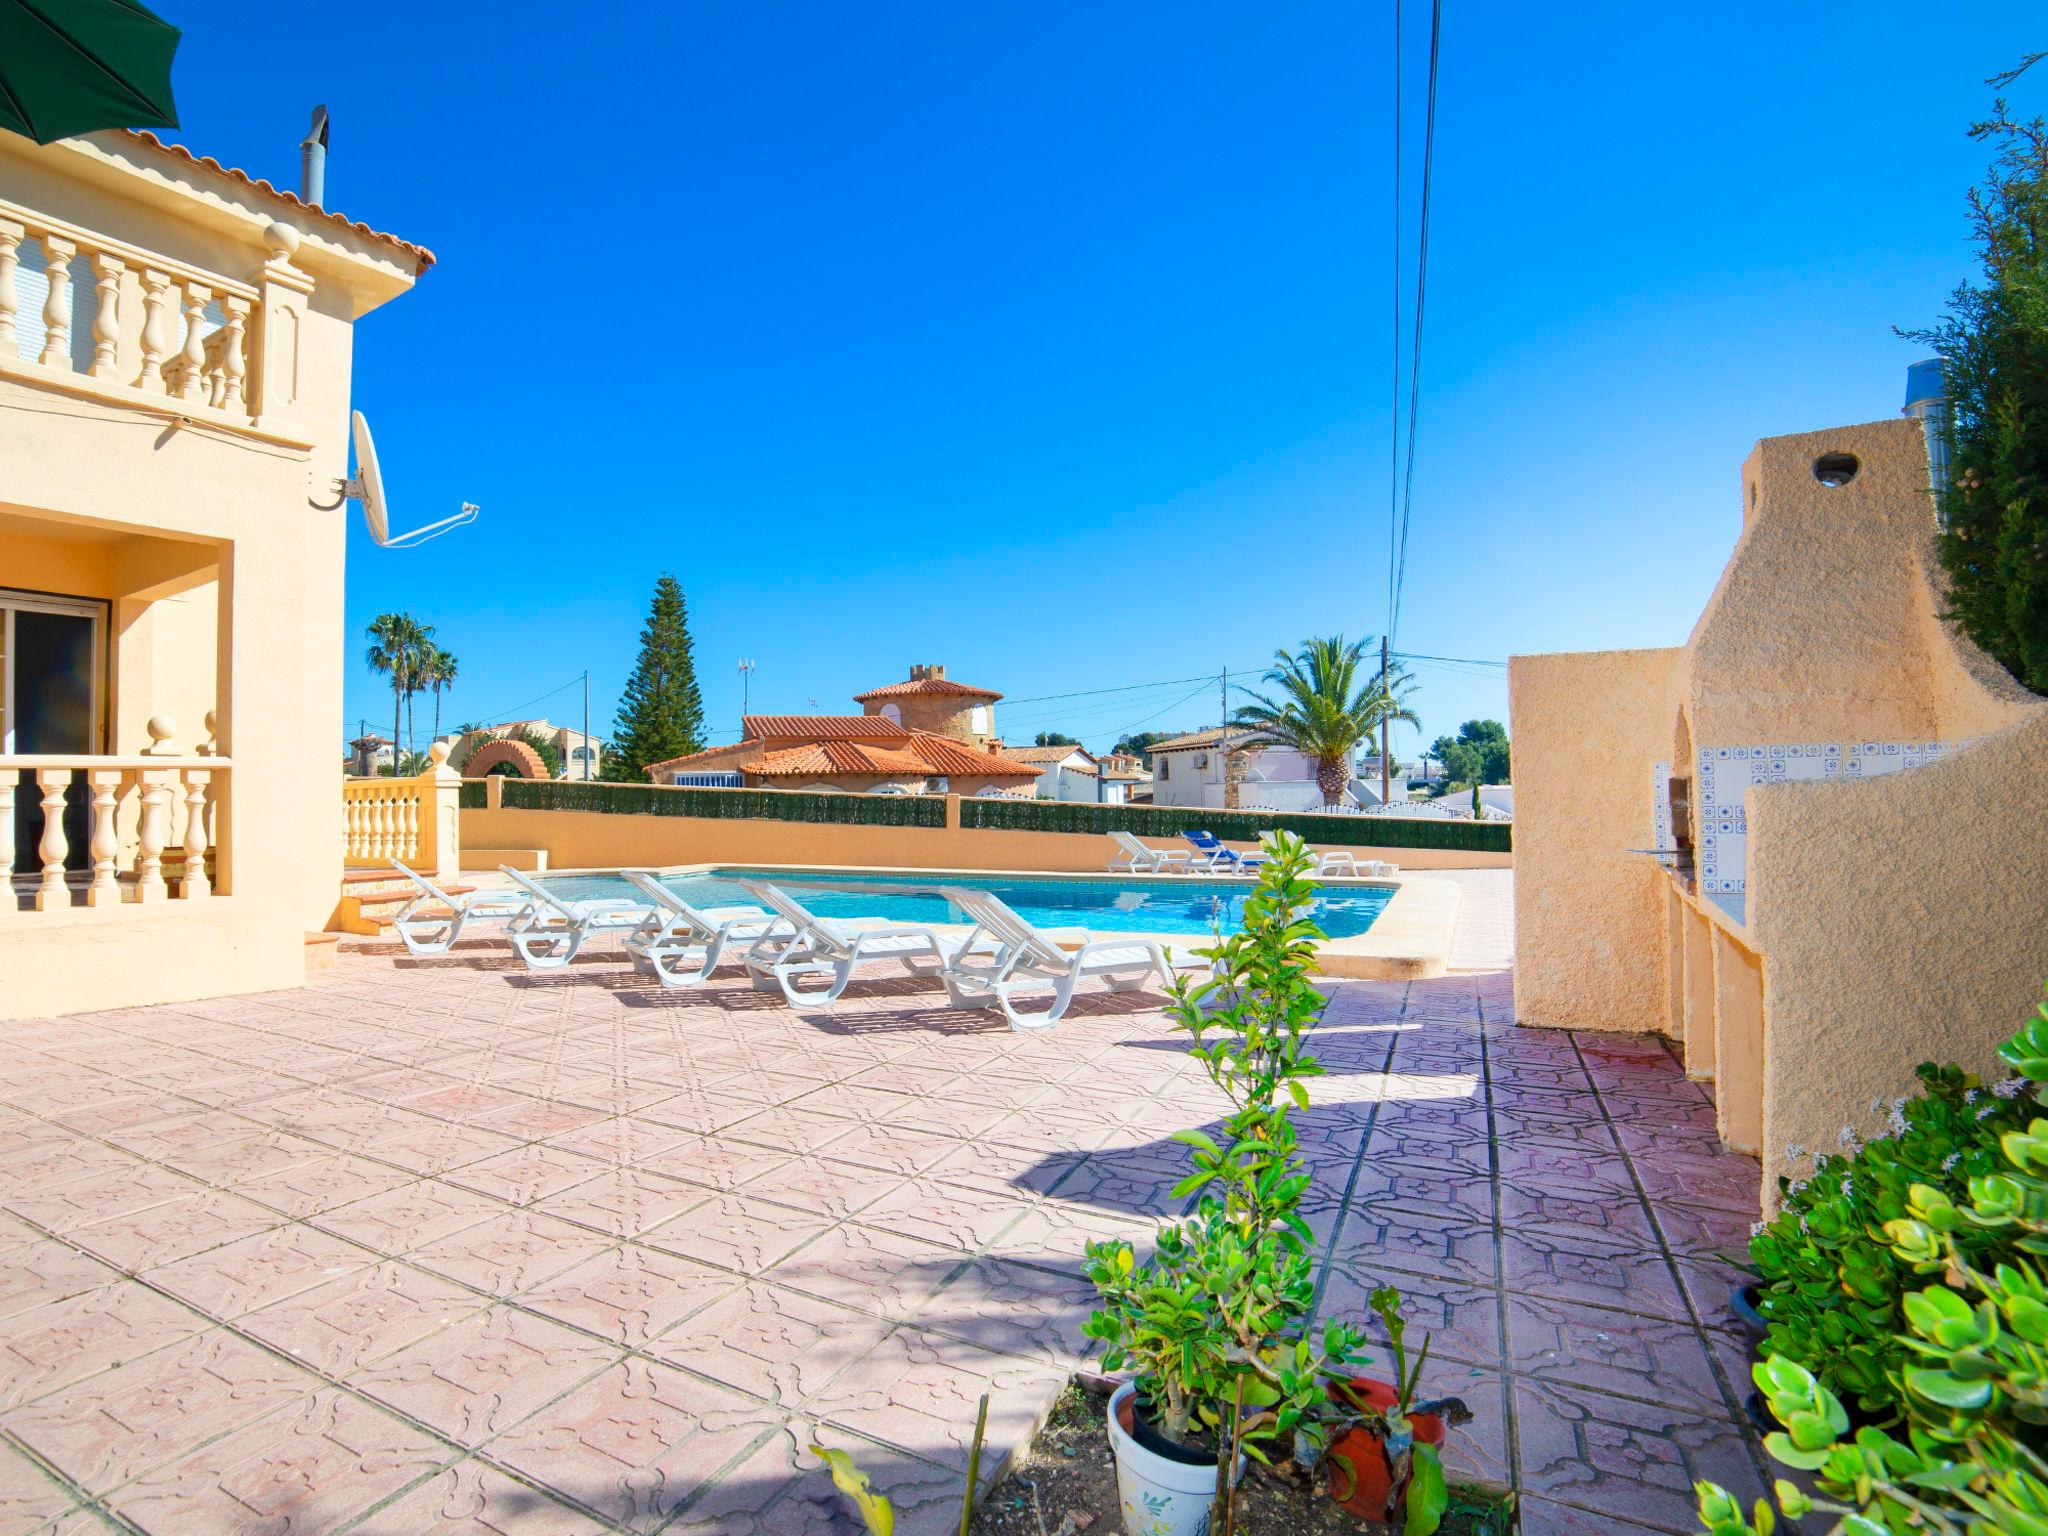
(458, 779, 1512, 873)
(1508, 645, 1683, 1034)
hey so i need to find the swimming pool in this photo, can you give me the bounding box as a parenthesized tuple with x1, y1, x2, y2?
(540, 867, 1394, 940)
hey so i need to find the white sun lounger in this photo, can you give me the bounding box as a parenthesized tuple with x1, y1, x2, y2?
(387, 861, 532, 956)
(1106, 831, 1192, 874)
(1313, 854, 1398, 877)
(735, 879, 973, 1008)
(936, 887, 1209, 1032)
(617, 870, 796, 989)
(498, 866, 656, 971)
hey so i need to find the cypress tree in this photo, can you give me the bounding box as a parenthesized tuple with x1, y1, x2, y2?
(605, 574, 705, 779)
(1907, 61, 2048, 694)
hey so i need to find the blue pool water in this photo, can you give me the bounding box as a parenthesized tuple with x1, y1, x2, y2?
(541, 867, 1393, 940)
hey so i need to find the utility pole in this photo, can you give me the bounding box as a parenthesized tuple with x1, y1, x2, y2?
(738, 658, 755, 724)
(1218, 667, 1230, 809)
(581, 671, 590, 780)
(1379, 636, 1392, 804)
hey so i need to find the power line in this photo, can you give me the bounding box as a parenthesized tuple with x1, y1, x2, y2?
(1388, 0, 1443, 650)
(1387, 0, 1403, 638)
(1394, 650, 1505, 667)
(454, 673, 588, 732)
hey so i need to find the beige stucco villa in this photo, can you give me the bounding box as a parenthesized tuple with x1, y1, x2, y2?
(647, 664, 1043, 796)
(1, 128, 431, 1019)
(1511, 412, 2048, 1208)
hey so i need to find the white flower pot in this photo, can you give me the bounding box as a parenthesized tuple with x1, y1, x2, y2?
(1105, 1380, 1227, 1536)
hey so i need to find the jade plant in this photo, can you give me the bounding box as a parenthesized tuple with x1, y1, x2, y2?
(1083, 833, 1371, 1536)
(1747, 1043, 2041, 1420)
(1697, 988, 2048, 1535)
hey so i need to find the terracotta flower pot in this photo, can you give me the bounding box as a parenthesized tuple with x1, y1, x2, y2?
(1325, 1376, 1448, 1522)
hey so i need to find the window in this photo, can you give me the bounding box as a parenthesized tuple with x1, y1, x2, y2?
(1159, 757, 1170, 780)
(879, 703, 901, 724)
(969, 705, 989, 735)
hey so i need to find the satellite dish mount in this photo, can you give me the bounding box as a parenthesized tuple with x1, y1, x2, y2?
(338, 410, 479, 548)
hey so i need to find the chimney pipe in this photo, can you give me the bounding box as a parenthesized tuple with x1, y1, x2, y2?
(1903, 358, 1951, 505)
(300, 105, 330, 208)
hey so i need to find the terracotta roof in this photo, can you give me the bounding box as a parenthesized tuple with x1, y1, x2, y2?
(852, 676, 1002, 703)
(1004, 745, 1098, 766)
(1101, 765, 1152, 781)
(905, 732, 1040, 778)
(743, 715, 910, 741)
(750, 741, 935, 778)
(119, 130, 437, 273)
(1151, 728, 1232, 751)
(643, 742, 757, 775)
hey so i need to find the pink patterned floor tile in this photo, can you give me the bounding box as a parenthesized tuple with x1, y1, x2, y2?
(743, 1156, 910, 1221)
(344, 1459, 611, 1535)
(851, 1178, 1037, 1254)
(0, 1437, 77, 1535)
(0, 1283, 205, 1411)
(635, 1136, 795, 1194)
(766, 1224, 965, 1321)
(443, 1146, 608, 1206)
(804, 1330, 1068, 1474)
(104, 1388, 449, 1535)
(641, 1193, 834, 1275)
(1500, 1231, 1690, 1322)
(0, 1242, 123, 1324)
(145, 1223, 370, 1319)
(312, 1181, 508, 1255)
(516, 1244, 738, 1347)
(349, 1304, 620, 1445)
(1318, 1264, 1505, 1369)
(406, 1210, 617, 1298)
(2, 1328, 317, 1494)
(645, 1282, 892, 1406)
(65, 1189, 283, 1272)
(228, 1154, 416, 1219)
(1507, 1294, 1730, 1409)
(914, 1257, 1101, 1367)
(484, 1357, 782, 1533)
(239, 1261, 486, 1376)
(529, 1169, 709, 1241)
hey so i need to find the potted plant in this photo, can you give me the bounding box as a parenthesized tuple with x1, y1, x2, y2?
(1085, 834, 1370, 1536)
(1318, 1284, 1470, 1529)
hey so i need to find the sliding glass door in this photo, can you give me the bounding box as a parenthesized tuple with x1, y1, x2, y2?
(3, 590, 105, 874)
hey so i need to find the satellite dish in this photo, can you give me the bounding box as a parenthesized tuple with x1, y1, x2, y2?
(340, 411, 479, 548)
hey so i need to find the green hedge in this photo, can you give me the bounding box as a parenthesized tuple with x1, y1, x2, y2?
(959, 795, 1511, 853)
(488, 777, 948, 828)
(457, 781, 487, 810)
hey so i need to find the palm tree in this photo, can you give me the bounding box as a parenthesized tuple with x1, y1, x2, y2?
(422, 645, 459, 742)
(365, 613, 432, 765)
(1229, 636, 1418, 807)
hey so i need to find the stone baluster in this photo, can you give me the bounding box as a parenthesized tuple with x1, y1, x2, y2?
(34, 769, 69, 911)
(0, 769, 16, 915)
(174, 281, 209, 402)
(135, 773, 169, 902)
(400, 792, 418, 860)
(180, 770, 211, 899)
(0, 219, 21, 358)
(136, 716, 177, 903)
(86, 770, 123, 906)
(136, 268, 171, 392)
(38, 235, 75, 370)
(374, 790, 392, 862)
(88, 252, 122, 381)
(217, 295, 249, 413)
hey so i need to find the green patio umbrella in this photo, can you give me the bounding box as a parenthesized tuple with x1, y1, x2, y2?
(0, 0, 179, 145)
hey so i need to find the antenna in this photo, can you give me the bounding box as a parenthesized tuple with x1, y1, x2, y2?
(338, 411, 479, 548)
(738, 658, 756, 719)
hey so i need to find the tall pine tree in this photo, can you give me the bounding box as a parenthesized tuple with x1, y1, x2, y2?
(604, 574, 705, 779)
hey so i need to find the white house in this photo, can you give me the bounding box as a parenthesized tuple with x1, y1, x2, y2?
(1008, 744, 1102, 803)
(1148, 729, 1347, 811)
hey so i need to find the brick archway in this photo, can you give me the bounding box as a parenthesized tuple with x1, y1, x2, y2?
(463, 739, 549, 780)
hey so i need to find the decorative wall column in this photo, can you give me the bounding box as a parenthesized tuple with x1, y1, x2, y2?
(248, 222, 313, 434)
(410, 742, 465, 882)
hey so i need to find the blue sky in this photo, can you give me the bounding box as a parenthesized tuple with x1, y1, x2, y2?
(161, 2, 2042, 757)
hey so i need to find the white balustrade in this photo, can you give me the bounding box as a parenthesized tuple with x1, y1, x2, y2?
(342, 778, 425, 865)
(0, 197, 263, 425)
(0, 754, 231, 920)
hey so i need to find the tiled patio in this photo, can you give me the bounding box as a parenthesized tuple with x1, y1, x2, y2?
(0, 906, 1767, 1535)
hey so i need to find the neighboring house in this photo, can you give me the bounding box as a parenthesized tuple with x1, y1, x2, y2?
(1008, 744, 1104, 803)
(646, 665, 1041, 797)
(1, 125, 432, 1019)
(1148, 729, 1344, 811)
(449, 719, 604, 779)
(347, 734, 396, 776)
(1099, 751, 1150, 806)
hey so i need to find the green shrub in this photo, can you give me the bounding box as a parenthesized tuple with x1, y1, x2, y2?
(1699, 988, 2048, 1536)
(490, 777, 947, 828)
(1749, 1059, 2041, 1419)
(960, 795, 1510, 854)
(457, 780, 487, 810)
